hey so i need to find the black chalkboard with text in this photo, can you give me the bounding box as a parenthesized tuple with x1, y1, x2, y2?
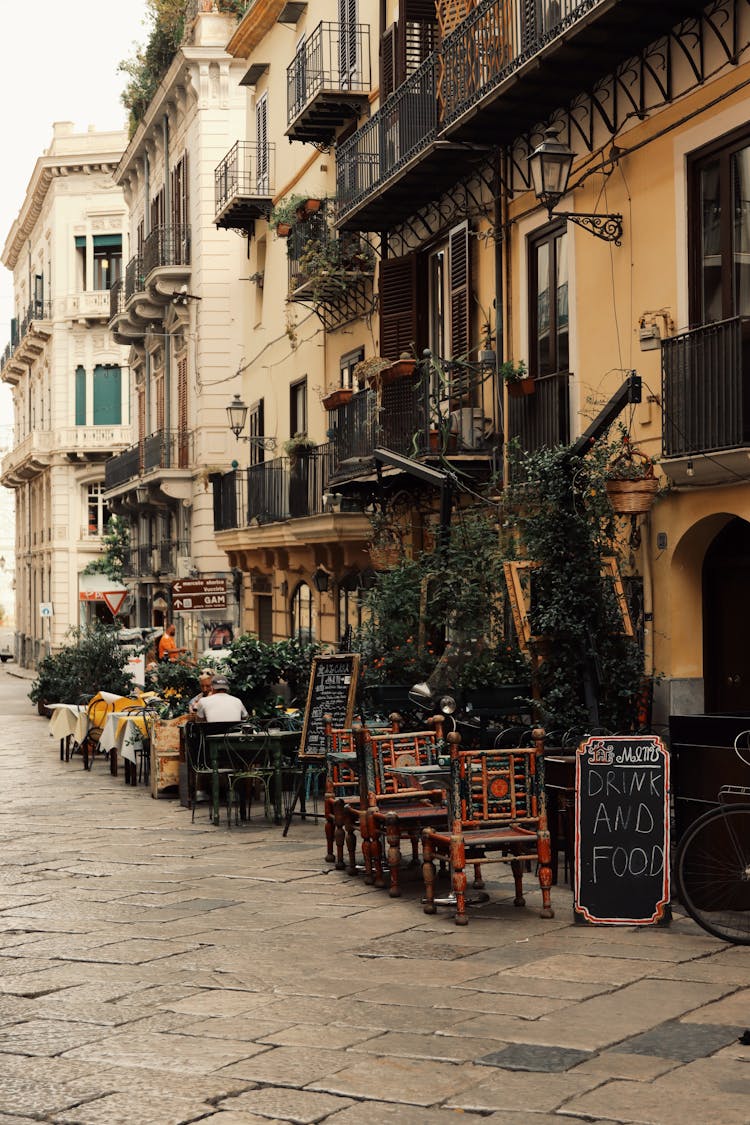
(299, 654, 360, 759)
(575, 735, 670, 925)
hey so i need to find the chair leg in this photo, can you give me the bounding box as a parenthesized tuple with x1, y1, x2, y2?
(385, 814, 402, 898)
(422, 830, 437, 914)
(537, 820, 555, 919)
(344, 810, 358, 876)
(511, 856, 526, 907)
(359, 806, 373, 884)
(472, 863, 484, 889)
(332, 799, 347, 870)
(450, 836, 469, 926)
(323, 792, 336, 863)
(368, 810, 385, 888)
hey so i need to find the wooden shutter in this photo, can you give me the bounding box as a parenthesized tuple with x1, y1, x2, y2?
(449, 221, 470, 361)
(137, 387, 146, 444)
(177, 356, 188, 468)
(75, 366, 86, 426)
(380, 23, 398, 98)
(521, 0, 540, 50)
(256, 95, 268, 192)
(339, 0, 357, 81)
(379, 254, 420, 360)
(155, 374, 165, 434)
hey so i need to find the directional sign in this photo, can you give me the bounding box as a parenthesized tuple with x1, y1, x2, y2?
(172, 577, 227, 613)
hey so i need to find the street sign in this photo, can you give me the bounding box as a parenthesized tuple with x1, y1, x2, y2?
(39, 602, 53, 618)
(102, 590, 128, 616)
(172, 577, 227, 612)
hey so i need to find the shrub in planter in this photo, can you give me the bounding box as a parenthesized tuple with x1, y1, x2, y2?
(29, 623, 135, 710)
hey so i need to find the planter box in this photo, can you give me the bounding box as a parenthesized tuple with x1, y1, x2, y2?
(508, 378, 535, 398)
(322, 388, 353, 412)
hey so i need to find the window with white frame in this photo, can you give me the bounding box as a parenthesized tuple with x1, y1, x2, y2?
(85, 483, 110, 537)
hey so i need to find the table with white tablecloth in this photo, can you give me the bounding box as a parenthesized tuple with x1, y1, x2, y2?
(99, 711, 150, 781)
(47, 705, 89, 761)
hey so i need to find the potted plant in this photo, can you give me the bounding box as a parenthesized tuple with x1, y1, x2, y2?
(296, 197, 322, 220)
(604, 441, 659, 515)
(501, 359, 534, 398)
(283, 432, 317, 462)
(269, 193, 307, 236)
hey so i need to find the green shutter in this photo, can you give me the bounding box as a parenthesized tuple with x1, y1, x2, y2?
(75, 366, 86, 425)
(93, 235, 122, 249)
(75, 236, 86, 248)
(93, 365, 121, 425)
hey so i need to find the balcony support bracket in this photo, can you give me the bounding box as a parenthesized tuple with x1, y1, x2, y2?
(558, 211, 623, 245)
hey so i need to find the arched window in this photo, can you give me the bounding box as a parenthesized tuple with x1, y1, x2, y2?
(291, 582, 314, 644)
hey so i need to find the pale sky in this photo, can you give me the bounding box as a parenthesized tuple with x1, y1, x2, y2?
(0, 0, 150, 427)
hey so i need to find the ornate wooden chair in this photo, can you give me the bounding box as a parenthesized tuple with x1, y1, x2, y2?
(422, 729, 554, 925)
(324, 714, 397, 869)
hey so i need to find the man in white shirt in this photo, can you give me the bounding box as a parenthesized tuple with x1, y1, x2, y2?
(194, 675, 248, 723)
(188, 670, 214, 714)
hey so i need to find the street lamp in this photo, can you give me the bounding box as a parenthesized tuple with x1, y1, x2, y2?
(529, 128, 623, 245)
(226, 394, 277, 450)
(311, 566, 330, 594)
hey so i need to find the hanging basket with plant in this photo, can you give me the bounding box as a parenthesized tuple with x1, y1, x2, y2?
(501, 359, 534, 398)
(604, 442, 659, 515)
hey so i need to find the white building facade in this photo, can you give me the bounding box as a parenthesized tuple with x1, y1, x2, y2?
(0, 123, 131, 666)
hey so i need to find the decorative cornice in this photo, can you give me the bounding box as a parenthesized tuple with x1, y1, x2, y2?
(3, 151, 124, 270)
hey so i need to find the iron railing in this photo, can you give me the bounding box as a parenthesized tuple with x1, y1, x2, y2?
(109, 278, 125, 322)
(507, 370, 571, 455)
(143, 429, 193, 472)
(143, 224, 191, 276)
(662, 317, 750, 456)
(105, 444, 141, 489)
(1, 300, 53, 369)
(214, 142, 275, 216)
(124, 255, 145, 302)
(440, 0, 599, 126)
(212, 445, 335, 531)
(336, 55, 438, 219)
(287, 21, 371, 123)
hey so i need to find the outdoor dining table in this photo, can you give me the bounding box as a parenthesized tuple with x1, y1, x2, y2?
(205, 728, 300, 827)
(99, 711, 150, 783)
(47, 704, 88, 761)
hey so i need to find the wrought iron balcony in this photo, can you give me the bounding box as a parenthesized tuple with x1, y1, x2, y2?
(212, 444, 336, 532)
(143, 224, 191, 276)
(336, 56, 443, 230)
(286, 21, 371, 144)
(124, 255, 145, 303)
(287, 215, 376, 330)
(440, 0, 708, 145)
(507, 370, 571, 455)
(109, 278, 125, 323)
(105, 443, 141, 490)
(143, 429, 193, 473)
(662, 317, 750, 458)
(215, 142, 274, 233)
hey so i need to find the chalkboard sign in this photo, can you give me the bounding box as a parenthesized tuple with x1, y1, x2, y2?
(574, 735, 670, 925)
(299, 654, 360, 759)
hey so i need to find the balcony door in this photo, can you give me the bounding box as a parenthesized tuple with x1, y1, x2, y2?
(690, 128, 750, 326)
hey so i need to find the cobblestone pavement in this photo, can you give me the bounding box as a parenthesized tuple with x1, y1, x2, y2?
(0, 665, 748, 1124)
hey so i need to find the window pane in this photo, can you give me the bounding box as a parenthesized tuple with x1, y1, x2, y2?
(700, 160, 723, 323)
(556, 232, 569, 373)
(732, 145, 750, 318)
(535, 240, 551, 376)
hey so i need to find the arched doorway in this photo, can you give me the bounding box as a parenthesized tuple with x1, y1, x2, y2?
(703, 517, 750, 712)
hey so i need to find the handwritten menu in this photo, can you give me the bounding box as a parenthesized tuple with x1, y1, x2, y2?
(299, 654, 360, 759)
(575, 735, 670, 925)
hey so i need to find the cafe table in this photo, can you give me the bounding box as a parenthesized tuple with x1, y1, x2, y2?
(99, 711, 151, 783)
(205, 728, 300, 827)
(47, 704, 88, 761)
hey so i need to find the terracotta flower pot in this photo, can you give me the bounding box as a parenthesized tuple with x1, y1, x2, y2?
(366, 359, 418, 389)
(296, 199, 322, 220)
(508, 378, 535, 398)
(322, 388, 353, 412)
(275, 221, 292, 237)
(428, 429, 458, 454)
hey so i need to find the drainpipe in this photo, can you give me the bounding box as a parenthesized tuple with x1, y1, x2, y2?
(499, 148, 511, 488)
(162, 115, 171, 468)
(163, 115, 171, 243)
(640, 517, 655, 679)
(144, 153, 151, 237)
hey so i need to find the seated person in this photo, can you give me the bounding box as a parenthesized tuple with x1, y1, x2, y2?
(188, 669, 214, 714)
(194, 675, 248, 723)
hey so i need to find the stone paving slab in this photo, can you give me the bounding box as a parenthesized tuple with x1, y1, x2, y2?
(348, 1030, 503, 1063)
(258, 1022, 380, 1049)
(307, 1056, 487, 1105)
(215, 1086, 354, 1123)
(52, 1091, 216, 1125)
(322, 1105, 488, 1125)
(616, 1018, 743, 1061)
(445, 1065, 603, 1113)
(0, 1018, 107, 1056)
(62, 1030, 270, 1074)
(218, 1045, 354, 1086)
(198, 1116, 287, 1125)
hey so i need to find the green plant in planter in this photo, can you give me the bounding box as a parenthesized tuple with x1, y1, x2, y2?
(222, 633, 320, 715)
(144, 657, 203, 718)
(499, 359, 529, 384)
(29, 623, 135, 709)
(269, 193, 308, 233)
(283, 432, 317, 459)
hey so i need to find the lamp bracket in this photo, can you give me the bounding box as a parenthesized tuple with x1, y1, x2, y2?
(237, 435, 277, 451)
(557, 211, 623, 245)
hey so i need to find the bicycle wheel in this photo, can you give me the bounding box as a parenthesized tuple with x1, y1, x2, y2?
(676, 803, 750, 944)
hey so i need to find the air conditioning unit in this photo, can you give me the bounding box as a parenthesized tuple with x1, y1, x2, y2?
(176, 556, 194, 579)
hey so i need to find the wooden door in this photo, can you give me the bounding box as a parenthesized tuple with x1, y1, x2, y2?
(703, 518, 750, 713)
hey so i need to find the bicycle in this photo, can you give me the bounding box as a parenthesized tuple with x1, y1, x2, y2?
(675, 729, 750, 944)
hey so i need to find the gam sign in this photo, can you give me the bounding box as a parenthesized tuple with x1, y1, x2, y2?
(172, 578, 227, 613)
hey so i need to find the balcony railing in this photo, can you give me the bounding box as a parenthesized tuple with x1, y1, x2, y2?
(143, 429, 193, 473)
(662, 317, 750, 457)
(286, 21, 371, 141)
(109, 278, 125, 322)
(336, 55, 438, 221)
(507, 371, 571, 455)
(105, 444, 141, 490)
(215, 142, 275, 221)
(213, 445, 335, 531)
(124, 255, 145, 303)
(143, 224, 191, 276)
(1, 299, 53, 372)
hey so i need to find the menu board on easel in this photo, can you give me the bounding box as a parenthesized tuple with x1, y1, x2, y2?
(575, 735, 670, 925)
(299, 654, 360, 759)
